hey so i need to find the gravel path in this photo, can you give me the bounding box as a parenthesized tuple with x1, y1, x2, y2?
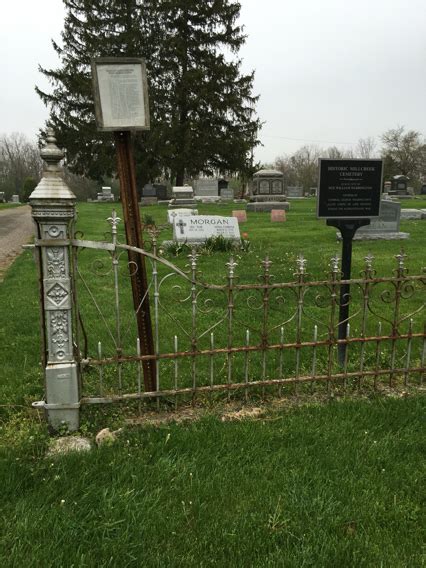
(0, 206, 34, 281)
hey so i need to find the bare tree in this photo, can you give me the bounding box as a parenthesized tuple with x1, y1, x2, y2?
(290, 145, 322, 191)
(355, 137, 377, 159)
(381, 126, 425, 179)
(0, 133, 42, 199)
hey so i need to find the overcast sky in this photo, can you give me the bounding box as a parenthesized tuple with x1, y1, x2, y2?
(1, 0, 425, 163)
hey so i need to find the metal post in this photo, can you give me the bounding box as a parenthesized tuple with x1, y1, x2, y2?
(30, 129, 79, 431)
(326, 219, 370, 366)
(114, 130, 156, 392)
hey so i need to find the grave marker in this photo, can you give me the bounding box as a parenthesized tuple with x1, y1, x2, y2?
(173, 215, 240, 244)
(232, 210, 247, 223)
(271, 210, 286, 222)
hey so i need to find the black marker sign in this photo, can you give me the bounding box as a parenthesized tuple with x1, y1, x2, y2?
(317, 159, 383, 219)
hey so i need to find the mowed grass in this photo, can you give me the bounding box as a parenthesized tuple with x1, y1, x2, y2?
(0, 198, 425, 566)
(0, 397, 424, 567)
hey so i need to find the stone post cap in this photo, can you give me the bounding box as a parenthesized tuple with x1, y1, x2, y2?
(30, 128, 76, 201)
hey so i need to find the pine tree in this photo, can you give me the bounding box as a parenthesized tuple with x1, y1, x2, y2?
(37, 0, 260, 187)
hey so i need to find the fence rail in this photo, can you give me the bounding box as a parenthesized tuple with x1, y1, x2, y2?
(71, 213, 425, 409)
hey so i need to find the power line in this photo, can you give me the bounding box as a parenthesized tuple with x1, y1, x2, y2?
(260, 134, 359, 146)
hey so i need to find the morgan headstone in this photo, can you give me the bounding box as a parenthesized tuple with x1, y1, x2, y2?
(173, 215, 240, 244)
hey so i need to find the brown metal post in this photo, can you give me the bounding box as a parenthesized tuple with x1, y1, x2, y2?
(114, 130, 156, 392)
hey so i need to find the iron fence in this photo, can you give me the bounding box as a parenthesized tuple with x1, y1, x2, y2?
(71, 212, 425, 409)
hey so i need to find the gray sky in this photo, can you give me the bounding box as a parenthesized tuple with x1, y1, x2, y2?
(1, 0, 425, 163)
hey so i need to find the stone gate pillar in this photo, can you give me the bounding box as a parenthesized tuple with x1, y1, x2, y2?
(30, 129, 79, 431)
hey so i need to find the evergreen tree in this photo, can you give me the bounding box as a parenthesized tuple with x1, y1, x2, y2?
(37, 0, 260, 187)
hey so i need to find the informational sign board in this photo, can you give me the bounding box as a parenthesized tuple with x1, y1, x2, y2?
(91, 57, 150, 131)
(317, 159, 383, 219)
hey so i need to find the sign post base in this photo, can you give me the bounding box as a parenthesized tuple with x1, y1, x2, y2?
(326, 219, 371, 366)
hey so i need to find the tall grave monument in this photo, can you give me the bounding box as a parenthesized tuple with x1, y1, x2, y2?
(247, 169, 290, 212)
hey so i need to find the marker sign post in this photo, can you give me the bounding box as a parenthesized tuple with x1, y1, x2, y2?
(92, 57, 156, 392)
(317, 159, 383, 365)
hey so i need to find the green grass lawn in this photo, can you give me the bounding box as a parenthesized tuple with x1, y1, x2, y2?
(0, 396, 424, 566)
(0, 198, 424, 566)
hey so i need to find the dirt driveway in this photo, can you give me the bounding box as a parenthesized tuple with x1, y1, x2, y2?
(0, 206, 34, 281)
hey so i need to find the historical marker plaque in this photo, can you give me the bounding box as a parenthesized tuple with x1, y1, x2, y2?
(91, 57, 150, 131)
(317, 159, 383, 219)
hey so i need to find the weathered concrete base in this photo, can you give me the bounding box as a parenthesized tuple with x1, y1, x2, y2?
(194, 196, 221, 203)
(249, 195, 287, 202)
(246, 202, 290, 212)
(337, 232, 410, 241)
(140, 197, 158, 206)
(233, 199, 247, 204)
(169, 200, 197, 208)
(286, 196, 305, 200)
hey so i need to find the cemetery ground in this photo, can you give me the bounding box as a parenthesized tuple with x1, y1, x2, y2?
(0, 198, 425, 566)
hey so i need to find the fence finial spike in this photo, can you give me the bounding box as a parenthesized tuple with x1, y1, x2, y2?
(107, 209, 121, 234)
(296, 253, 307, 274)
(226, 256, 238, 277)
(395, 249, 407, 270)
(261, 256, 273, 272)
(364, 252, 374, 269)
(188, 247, 199, 270)
(330, 253, 340, 273)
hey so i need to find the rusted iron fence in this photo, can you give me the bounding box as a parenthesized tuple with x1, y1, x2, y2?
(72, 212, 425, 409)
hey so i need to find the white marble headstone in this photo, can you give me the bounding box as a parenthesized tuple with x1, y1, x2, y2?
(173, 215, 241, 243)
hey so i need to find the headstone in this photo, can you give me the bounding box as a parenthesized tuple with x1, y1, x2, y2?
(218, 179, 229, 193)
(97, 186, 114, 202)
(232, 210, 247, 223)
(287, 186, 304, 198)
(11, 194, 20, 203)
(170, 186, 196, 208)
(194, 179, 220, 203)
(420, 185, 426, 195)
(220, 187, 234, 201)
(194, 179, 219, 199)
(247, 169, 289, 212)
(142, 183, 156, 197)
(271, 210, 286, 222)
(400, 208, 426, 220)
(391, 175, 408, 195)
(167, 208, 198, 224)
(141, 183, 158, 205)
(173, 215, 240, 244)
(310, 187, 317, 197)
(172, 186, 193, 199)
(0, 192, 5, 203)
(154, 184, 168, 200)
(351, 200, 409, 240)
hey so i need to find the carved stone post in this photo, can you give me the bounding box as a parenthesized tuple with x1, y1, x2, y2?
(30, 130, 79, 431)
